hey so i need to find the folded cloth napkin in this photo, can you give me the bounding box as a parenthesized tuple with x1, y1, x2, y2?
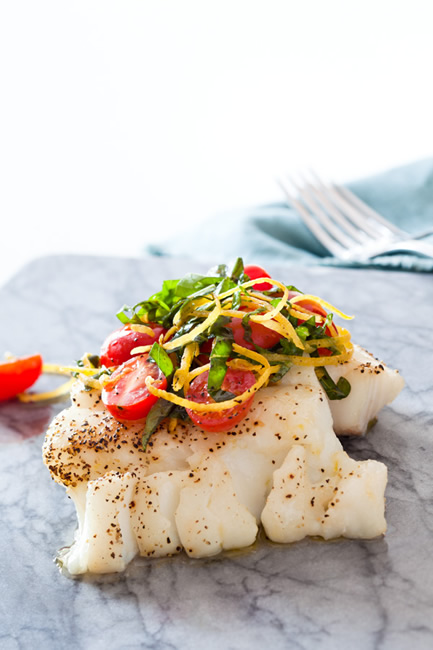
(147, 158, 433, 272)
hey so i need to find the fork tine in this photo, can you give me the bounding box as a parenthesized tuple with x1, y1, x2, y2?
(335, 184, 405, 236)
(291, 177, 356, 248)
(278, 178, 346, 258)
(300, 174, 368, 245)
(308, 171, 384, 240)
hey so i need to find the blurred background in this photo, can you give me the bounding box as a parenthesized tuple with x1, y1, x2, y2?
(1, 0, 432, 285)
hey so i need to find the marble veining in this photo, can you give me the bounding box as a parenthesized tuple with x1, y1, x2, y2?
(0, 254, 432, 650)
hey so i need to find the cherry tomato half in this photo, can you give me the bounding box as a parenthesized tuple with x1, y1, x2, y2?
(294, 299, 327, 320)
(244, 264, 273, 291)
(102, 355, 167, 421)
(186, 368, 256, 433)
(0, 354, 43, 401)
(294, 298, 337, 336)
(100, 323, 167, 367)
(226, 315, 282, 351)
(294, 298, 337, 354)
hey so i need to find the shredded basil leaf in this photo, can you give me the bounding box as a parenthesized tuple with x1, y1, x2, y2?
(208, 337, 232, 399)
(295, 325, 310, 341)
(311, 313, 334, 337)
(268, 363, 292, 383)
(215, 277, 237, 295)
(142, 399, 174, 449)
(117, 279, 181, 325)
(76, 355, 97, 368)
(241, 315, 253, 345)
(230, 257, 245, 283)
(280, 338, 304, 356)
(315, 367, 351, 400)
(175, 274, 222, 298)
(232, 288, 242, 310)
(174, 315, 232, 347)
(149, 342, 174, 377)
(209, 388, 237, 402)
(240, 308, 265, 346)
(208, 316, 233, 339)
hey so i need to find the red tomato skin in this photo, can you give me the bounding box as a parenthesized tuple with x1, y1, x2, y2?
(0, 354, 43, 401)
(186, 368, 256, 433)
(294, 299, 337, 337)
(100, 323, 166, 367)
(226, 317, 281, 351)
(317, 347, 333, 357)
(102, 355, 167, 421)
(244, 265, 273, 291)
(294, 298, 337, 354)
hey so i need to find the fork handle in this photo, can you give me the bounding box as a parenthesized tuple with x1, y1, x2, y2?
(367, 239, 433, 260)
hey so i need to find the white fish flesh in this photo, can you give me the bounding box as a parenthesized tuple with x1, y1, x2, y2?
(43, 344, 403, 574)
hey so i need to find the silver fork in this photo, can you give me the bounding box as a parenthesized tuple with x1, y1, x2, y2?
(279, 173, 433, 261)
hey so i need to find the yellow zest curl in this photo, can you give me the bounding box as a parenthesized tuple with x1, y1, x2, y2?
(289, 294, 353, 320)
(163, 296, 222, 352)
(129, 324, 157, 337)
(172, 342, 199, 393)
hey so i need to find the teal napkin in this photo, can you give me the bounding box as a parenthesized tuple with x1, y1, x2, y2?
(147, 158, 433, 272)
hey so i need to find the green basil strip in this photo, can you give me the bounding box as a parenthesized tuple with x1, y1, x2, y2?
(280, 338, 304, 356)
(149, 342, 174, 377)
(116, 305, 135, 324)
(268, 362, 292, 383)
(313, 313, 334, 337)
(208, 315, 232, 338)
(215, 277, 237, 295)
(175, 273, 222, 298)
(315, 367, 351, 400)
(208, 336, 233, 399)
(117, 284, 181, 325)
(209, 388, 237, 403)
(142, 399, 174, 449)
(241, 312, 254, 345)
(295, 325, 310, 341)
(232, 288, 242, 310)
(230, 257, 244, 283)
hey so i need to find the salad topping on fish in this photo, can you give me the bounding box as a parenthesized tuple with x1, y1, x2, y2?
(41, 260, 404, 574)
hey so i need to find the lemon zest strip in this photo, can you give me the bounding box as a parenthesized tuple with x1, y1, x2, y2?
(172, 342, 198, 393)
(129, 324, 157, 337)
(163, 297, 222, 351)
(289, 294, 353, 320)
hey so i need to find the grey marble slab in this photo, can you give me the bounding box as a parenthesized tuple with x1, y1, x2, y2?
(0, 254, 432, 650)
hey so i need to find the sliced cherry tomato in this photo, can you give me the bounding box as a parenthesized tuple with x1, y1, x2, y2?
(226, 315, 281, 351)
(100, 323, 167, 367)
(294, 299, 327, 319)
(243, 264, 273, 291)
(294, 298, 337, 337)
(294, 298, 337, 355)
(186, 368, 256, 433)
(0, 354, 43, 401)
(317, 347, 333, 357)
(102, 354, 167, 421)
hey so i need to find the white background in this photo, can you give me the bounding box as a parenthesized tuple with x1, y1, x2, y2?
(1, 0, 432, 285)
